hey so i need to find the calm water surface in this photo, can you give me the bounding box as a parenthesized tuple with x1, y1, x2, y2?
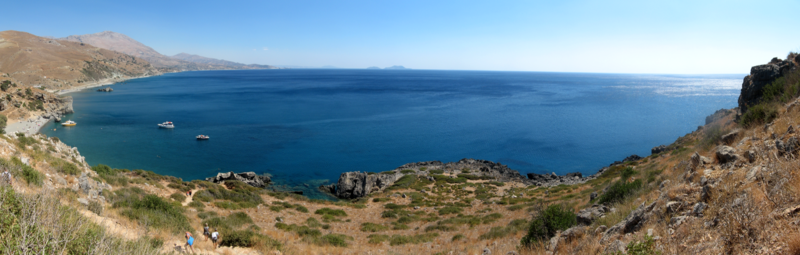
(41, 69, 742, 199)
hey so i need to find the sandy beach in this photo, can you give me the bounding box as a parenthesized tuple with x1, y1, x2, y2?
(50, 74, 154, 95)
(5, 116, 50, 136)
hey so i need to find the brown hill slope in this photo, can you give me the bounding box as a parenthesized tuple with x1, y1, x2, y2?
(0, 30, 160, 90)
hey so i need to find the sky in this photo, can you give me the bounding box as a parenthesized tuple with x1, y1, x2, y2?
(2, 0, 799, 73)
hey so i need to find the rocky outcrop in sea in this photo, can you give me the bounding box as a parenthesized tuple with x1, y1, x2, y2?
(325, 158, 531, 199)
(205, 171, 271, 188)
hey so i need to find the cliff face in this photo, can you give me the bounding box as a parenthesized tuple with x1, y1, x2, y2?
(0, 30, 160, 90)
(738, 56, 797, 113)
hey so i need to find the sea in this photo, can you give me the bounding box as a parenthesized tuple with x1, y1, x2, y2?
(40, 69, 742, 199)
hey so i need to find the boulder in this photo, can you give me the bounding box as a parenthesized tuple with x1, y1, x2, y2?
(590, 192, 598, 201)
(665, 201, 682, 214)
(745, 150, 757, 163)
(603, 201, 656, 236)
(335, 171, 403, 199)
(576, 204, 609, 225)
(715, 146, 739, 164)
(604, 240, 626, 254)
(205, 171, 271, 188)
(651, 145, 668, 155)
(746, 166, 761, 183)
(721, 130, 740, 145)
(693, 202, 708, 216)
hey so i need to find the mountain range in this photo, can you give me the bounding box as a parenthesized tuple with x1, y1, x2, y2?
(59, 31, 277, 72)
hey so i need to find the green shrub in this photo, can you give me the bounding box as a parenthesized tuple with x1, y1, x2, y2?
(400, 169, 415, 174)
(621, 235, 661, 255)
(384, 203, 404, 210)
(54, 160, 80, 175)
(452, 234, 465, 241)
(372, 197, 391, 203)
(596, 179, 642, 205)
(361, 222, 389, 232)
(0, 114, 6, 133)
(740, 102, 778, 127)
(368, 234, 389, 244)
(319, 234, 352, 247)
(438, 206, 462, 215)
(220, 229, 281, 249)
(87, 200, 103, 215)
(294, 204, 309, 213)
(315, 208, 347, 217)
(170, 192, 186, 202)
(381, 210, 398, 218)
(429, 169, 444, 174)
(389, 233, 438, 246)
(198, 211, 218, 219)
(424, 224, 456, 232)
(520, 204, 576, 247)
(620, 167, 637, 180)
(479, 219, 528, 240)
(20, 164, 43, 186)
(91, 164, 113, 175)
(189, 201, 204, 208)
(112, 193, 191, 234)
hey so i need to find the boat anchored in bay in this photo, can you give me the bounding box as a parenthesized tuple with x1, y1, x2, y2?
(196, 135, 209, 140)
(158, 121, 174, 129)
(61, 120, 76, 127)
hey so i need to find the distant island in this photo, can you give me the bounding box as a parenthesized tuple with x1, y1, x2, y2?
(366, 65, 411, 70)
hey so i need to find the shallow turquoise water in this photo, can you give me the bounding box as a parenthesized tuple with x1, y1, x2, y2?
(41, 69, 741, 199)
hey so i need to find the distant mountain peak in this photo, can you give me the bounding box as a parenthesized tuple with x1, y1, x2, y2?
(384, 65, 409, 70)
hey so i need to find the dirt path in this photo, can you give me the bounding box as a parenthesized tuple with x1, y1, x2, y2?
(182, 189, 198, 206)
(78, 209, 141, 240)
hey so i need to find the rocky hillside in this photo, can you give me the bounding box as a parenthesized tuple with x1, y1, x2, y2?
(0, 30, 160, 90)
(60, 31, 277, 72)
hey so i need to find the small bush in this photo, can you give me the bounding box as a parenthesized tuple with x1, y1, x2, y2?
(425, 224, 456, 232)
(438, 206, 462, 215)
(88, 200, 103, 215)
(596, 179, 643, 205)
(91, 164, 113, 175)
(294, 204, 309, 213)
(361, 222, 389, 232)
(452, 234, 465, 241)
(740, 102, 778, 127)
(319, 234, 352, 247)
(170, 192, 186, 202)
(520, 204, 576, 246)
(400, 169, 415, 174)
(372, 197, 391, 203)
(622, 235, 661, 255)
(368, 234, 389, 244)
(389, 233, 438, 246)
(315, 208, 347, 217)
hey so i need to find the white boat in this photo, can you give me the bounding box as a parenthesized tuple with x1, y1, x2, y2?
(61, 120, 76, 127)
(158, 121, 174, 129)
(196, 135, 209, 140)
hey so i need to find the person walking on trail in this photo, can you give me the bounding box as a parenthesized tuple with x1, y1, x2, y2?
(184, 231, 195, 253)
(203, 223, 210, 241)
(211, 228, 220, 249)
(1, 170, 12, 186)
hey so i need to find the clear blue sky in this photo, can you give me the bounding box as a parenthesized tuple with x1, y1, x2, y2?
(3, 0, 799, 73)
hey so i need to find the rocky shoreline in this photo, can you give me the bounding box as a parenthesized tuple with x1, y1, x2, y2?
(318, 153, 650, 199)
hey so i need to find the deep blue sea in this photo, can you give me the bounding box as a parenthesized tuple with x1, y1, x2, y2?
(41, 69, 742, 199)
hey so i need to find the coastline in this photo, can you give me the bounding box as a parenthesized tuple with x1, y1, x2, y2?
(3, 74, 157, 135)
(50, 74, 156, 95)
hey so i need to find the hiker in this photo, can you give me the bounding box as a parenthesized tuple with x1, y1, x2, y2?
(1, 170, 12, 186)
(211, 228, 220, 249)
(203, 223, 210, 241)
(184, 231, 195, 253)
